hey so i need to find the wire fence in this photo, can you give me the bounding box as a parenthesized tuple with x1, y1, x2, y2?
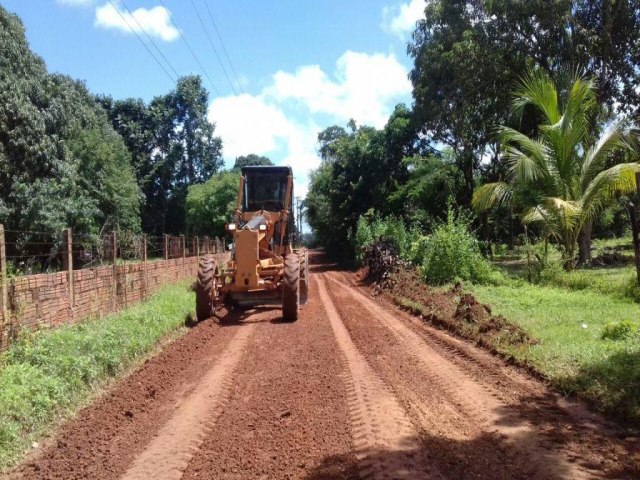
(0, 224, 230, 351)
(0, 226, 225, 277)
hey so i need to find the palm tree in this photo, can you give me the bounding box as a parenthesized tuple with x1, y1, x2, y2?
(473, 69, 639, 270)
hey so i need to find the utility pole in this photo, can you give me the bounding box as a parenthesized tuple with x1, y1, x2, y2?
(295, 196, 301, 247)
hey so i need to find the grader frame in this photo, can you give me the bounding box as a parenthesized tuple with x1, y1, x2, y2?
(196, 166, 308, 322)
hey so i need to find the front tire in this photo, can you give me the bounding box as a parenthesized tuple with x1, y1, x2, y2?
(282, 253, 300, 322)
(196, 255, 218, 321)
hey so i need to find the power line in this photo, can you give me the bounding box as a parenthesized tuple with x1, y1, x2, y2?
(120, 0, 180, 79)
(157, 0, 221, 97)
(106, 0, 175, 83)
(187, 0, 238, 95)
(201, 0, 244, 94)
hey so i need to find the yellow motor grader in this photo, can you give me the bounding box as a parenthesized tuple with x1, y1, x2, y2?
(196, 166, 308, 322)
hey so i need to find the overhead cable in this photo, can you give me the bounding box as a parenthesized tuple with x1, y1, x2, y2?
(120, 0, 181, 79)
(157, 0, 221, 97)
(106, 0, 175, 83)
(188, 0, 238, 95)
(202, 0, 245, 94)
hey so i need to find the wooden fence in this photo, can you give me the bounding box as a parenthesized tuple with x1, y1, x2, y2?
(0, 225, 228, 350)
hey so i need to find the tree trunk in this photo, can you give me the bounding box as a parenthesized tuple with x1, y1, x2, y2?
(456, 149, 474, 207)
(577, 221, 592, 267)
(627, 201, 640, 286)
(508, 207, 514, 251)
(482, 213, 492, 257)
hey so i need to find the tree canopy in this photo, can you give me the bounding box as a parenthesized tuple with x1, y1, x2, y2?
(408, 0, 640, 206)
(473, 69, 639, 268)
(0, 7, 141, 236)
(232, 154, 273, 170)
(99, 76, 223, 235)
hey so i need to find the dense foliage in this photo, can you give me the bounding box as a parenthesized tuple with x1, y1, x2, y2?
(473, 69, 639, 269)
(408, 0, 640, 206)
(354, 209, 496, 285)
(306, 0, 640, 270)
(0, 5, 228, 242)
(185, 171, 240, 236)
(99, 76, 223, 235)
(0, 8, 141, 235)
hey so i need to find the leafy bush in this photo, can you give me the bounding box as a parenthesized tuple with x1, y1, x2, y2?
(420, 208, 498, 285)
(353, 212, 414, 266)
(601, 320, 638, 341)
(408, 235, 430, 265)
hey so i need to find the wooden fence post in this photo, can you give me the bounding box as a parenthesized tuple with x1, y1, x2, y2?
(181, 234, 186, 277)
(0, 225, 7, 349)
(163, 234, 169, 260)
(112, 231, 118, 308)
(62, 228, 74, 315)
(142, 234, 148, 300)
(194, 236, 199, 258)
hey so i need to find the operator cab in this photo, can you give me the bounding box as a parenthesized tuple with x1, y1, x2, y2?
(241, 166, 293, 213)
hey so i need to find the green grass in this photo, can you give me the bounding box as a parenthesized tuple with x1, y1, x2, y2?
(0, 282, 194, 471)
(471, 280, 640, 423)
(489, 236, 640, 301)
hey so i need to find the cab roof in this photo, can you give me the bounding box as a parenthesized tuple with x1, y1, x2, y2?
(241, 165, 292, 176)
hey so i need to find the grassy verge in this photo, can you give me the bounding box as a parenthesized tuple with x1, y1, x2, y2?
(471, 280, 640, 423)
(490, 237, 639, 301)
(0, 282, 194, 470)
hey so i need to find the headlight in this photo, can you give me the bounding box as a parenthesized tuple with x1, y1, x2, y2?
(226, 223, 236, 231)
(259, 224, 267, 231)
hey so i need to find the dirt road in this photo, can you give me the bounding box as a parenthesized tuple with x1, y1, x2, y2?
(8, 254, 637, 479)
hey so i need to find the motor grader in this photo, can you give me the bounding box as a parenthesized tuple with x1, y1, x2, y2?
(196, 166, 308, 322)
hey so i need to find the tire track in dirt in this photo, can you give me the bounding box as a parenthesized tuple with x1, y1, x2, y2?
(325, 271, 594, 479)
(121, 323, 256, 480)
(331, 271, 633, 477)
(316, 274, 441, 480)
(182, 266, 357, 480)
(7, 316, 245, 480)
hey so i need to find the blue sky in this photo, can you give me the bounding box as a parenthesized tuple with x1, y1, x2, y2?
(3, 0, 425, 196)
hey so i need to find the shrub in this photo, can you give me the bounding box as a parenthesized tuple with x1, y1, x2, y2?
(408, 235, 430, 265)
(420, 208, 496, 285)
(601, 320, 638, 341)
(353, 212, 415, 266)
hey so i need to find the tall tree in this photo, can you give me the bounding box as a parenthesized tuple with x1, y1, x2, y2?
(101, 76, 223, 234)
(306, 106, 417, 261)
(233, 154, 273, 170)
(472, 69, 639, 269)
(408, 0, 640, 206)
(0, 6, 141, 240)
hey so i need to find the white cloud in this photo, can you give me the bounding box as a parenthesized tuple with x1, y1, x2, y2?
(57, 0, 93, 6)
(382, 0, 425, 38)
(268, 51, 411, 128)
(94, 3, 179, 42)
(209, 94, 293, 159)
(209, 51, 411, 199)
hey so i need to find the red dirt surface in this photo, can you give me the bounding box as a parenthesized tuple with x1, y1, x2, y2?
(4, 251, 639, 479)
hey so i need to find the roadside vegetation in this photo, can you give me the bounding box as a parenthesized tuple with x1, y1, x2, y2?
(0, 282, 194, 470)
(304, 1, 640, 426)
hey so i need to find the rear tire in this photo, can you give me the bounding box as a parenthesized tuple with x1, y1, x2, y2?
(196, 255, 218, 321)
(282, 253, 300, 322)
(299, 250, 309, 305)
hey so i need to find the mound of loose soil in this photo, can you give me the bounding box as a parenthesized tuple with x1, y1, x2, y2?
(360, 247, 534, 352)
